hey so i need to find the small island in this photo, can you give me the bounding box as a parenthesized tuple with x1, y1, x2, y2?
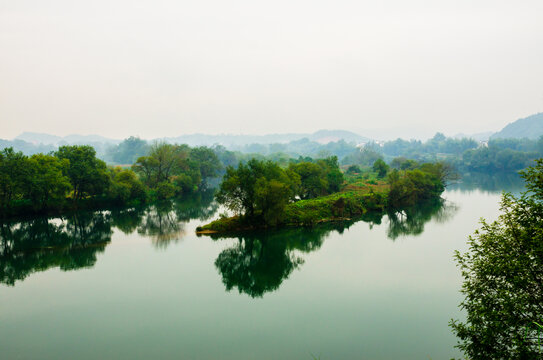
(197, 157, 453, 234)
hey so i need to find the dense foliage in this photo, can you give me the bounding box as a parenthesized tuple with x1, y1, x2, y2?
(387, 161, 456, 208)
(216, 159, 300, 226)
(0, 142, 222, 217)
(450, 159, 543, 359)
(202, 156, 449, 232)
(215, 157, 344, 226)
(340, 134, 543, 173)
(288, 156, 344, 199)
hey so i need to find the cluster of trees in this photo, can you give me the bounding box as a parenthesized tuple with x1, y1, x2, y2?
(132, 142, 221, 199)
(235, 138, 357, 160)
(216, 157, 344, 226)
(5, 131, 543, 175)
(0, 145, 128, 214)
(461, 144, 539, 172)
(387, 161, 456, 208)
(382, 133, 479, 157)
(0, 142, 222, 217)
(450, 159, 543, 359)
(340, 134, 543, 173)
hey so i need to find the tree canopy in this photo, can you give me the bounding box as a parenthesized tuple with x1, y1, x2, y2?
(450, 159, 543, 359)
(55, 145, 110, 201)
(216, 159, 299, 225)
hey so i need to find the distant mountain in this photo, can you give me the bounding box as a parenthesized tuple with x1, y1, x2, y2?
(163, 130, 368, 147)
(0, 139, 56, 155)
(63, 134, 120, 144)
(491, 113, 543, 140)
(15, 132, 63, 145)
(308, 130, 367, 144)
(15, 132, 120, 145)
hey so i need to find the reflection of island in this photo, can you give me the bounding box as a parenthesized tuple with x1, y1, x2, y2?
(210, 199, 457, 297)
(211, 223, 351, 298)
(0, 191, 218, 286)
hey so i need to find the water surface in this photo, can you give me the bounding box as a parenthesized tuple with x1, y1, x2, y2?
(0, 179, 523, 359)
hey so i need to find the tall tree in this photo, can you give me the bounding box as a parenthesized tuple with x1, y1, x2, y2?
(216, 159, 299, 222)
(132, 142, 190, 187)
(450, 159, 543, 359)
(190, 146, 222, 181)
(55, 145, 110, 201)
(25, 154, 71, 209)
(0, 148, 28, 209)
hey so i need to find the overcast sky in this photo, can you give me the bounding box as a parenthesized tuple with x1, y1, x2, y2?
(1, 0, 542, 140)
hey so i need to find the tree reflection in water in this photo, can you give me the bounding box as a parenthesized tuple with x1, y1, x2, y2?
(211, 200, 456, 298)
(137, 201, 185, 249)
(386, 199, 458, 240)
(0, 190, 452, 288)
(135, 191, 218, 249)
(0, 211, 112, 286)
(0, 191, 218, 285)
(211, 222, 354, 298)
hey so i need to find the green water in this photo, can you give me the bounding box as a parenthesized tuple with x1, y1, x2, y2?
(0, 177, 524, 359)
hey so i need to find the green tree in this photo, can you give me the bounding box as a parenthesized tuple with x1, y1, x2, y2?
(450, 159, 543, 359)
(289, 161, 327, 199)
(132, 142, 190, 186)
(108, 167, 146, 204)
(288, 156, 343, 199)
(372, 158, 389, 178)
(216, 159, 298, 223)
(0, 148, 29, 209)
(25, 154, 71, 209)
(387, 164, 445, 208)
(319, 156, 344, 193)
(55, 145, 110, 201)
(255, 178, 292, 226)
(132, 142, 204, 195)
(190, 146, 222, 182)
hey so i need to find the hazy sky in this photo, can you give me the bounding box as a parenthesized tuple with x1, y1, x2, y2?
(1, 0, 542, 140)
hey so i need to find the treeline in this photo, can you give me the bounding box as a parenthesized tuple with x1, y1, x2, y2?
(0, 142, 222, 217)
(344, 133, 543, 172)
(7, 132, 542, 174)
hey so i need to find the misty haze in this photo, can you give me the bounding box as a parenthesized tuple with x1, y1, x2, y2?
(1, 1, 542, 359)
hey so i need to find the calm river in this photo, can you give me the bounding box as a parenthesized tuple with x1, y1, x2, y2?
(0, 173, 525, 359)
